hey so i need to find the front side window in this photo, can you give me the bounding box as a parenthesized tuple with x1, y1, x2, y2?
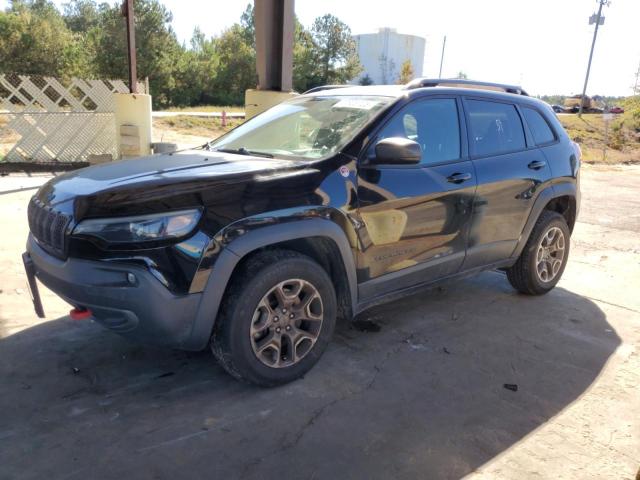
(522, 107, 556, 145)
(209, 95, 393, 160)
(467, 99, 526, 157)
(370, 98, 461, 165)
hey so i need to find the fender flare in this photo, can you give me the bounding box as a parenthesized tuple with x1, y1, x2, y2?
(182, 218, 358, 350)
(511, 182, 577, 260)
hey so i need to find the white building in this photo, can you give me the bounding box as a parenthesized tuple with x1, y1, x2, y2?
(353, 28, 426, 85)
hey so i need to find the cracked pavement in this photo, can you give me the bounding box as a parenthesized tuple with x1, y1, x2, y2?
(0, 164, 639, 479)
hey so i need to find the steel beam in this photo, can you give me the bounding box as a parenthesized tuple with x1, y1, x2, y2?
(254, 0, 294, 91)
(121, 0, 138, 94)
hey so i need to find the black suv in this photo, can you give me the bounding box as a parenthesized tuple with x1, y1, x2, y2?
(23, 79, 580, 386)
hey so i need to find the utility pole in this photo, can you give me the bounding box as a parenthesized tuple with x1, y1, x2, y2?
(121, 0, 138, 94)
(578, 0, 608, 117)
(438, 35, 447, 79)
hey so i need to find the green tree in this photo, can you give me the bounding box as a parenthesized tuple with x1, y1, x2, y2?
(455, 71, 468, 79)
(308, 14, 361, 86)
(211, 24, 256, 105)
(62, 0, 100, 33)
(0, 0, 89, 77)
(88, 0, 184, 107)
(397, 60, 414, 84)
(292, 20, 321, 92)
(173, 27, 219, 105)
(239, 3, 255, 47)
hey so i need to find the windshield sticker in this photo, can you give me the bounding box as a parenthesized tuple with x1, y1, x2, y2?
(332, 99, 381, 110)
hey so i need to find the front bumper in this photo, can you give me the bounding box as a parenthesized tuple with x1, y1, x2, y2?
(26, 234, 205, 350)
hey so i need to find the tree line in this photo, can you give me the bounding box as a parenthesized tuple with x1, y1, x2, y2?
(0, 0, 362, 108)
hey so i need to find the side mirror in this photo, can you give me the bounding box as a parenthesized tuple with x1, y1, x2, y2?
(372, 137, 422, 165)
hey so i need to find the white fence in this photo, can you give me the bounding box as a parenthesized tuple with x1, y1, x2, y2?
(0, 74, 144, 163)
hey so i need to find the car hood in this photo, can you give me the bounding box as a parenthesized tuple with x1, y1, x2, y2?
(36, 149, 313, 208)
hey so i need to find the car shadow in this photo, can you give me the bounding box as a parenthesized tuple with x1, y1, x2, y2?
(0, 271, 619, 480)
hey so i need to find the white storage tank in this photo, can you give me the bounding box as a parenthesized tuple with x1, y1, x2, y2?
(353, 28, 426, 85)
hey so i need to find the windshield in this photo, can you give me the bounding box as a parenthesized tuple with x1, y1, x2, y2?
(209, 95, 393, 160)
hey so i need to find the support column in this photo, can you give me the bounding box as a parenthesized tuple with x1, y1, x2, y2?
(246, 0, 297, 119)
(114, 93, 152, 159)
(107, 0, 152, 162)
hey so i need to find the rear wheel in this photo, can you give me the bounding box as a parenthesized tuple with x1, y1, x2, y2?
(506, 210, 570, 295)
(211, 250, 336, 387)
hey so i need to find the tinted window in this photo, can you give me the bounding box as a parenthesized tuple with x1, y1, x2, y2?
(373, 98, 460, 165)
(467, 100, 526, 156)
(522, 107, 555, 145)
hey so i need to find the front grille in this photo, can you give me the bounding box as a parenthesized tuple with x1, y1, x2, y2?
(27, 197, 71, 258)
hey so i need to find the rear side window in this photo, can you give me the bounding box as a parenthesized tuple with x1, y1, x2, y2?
(466, 100, 526, 156)
(372, 98, 461, 165)
(522, 107, 556, 145)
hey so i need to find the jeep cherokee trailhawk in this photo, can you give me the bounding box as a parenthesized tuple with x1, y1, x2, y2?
(23, 79, 580, 386)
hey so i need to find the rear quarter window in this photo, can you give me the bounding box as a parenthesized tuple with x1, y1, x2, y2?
(466, 99, 526, 157)
(522, 107, 556, 145)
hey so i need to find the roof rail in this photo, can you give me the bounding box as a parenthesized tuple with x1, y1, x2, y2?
(303, 85, 351, 94)
(404, 78, 528, 96)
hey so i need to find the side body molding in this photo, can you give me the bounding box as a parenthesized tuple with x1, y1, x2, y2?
(182, 216, 358, 351)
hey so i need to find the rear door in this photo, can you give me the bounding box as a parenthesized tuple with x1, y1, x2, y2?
(462, 97, 553, 269)
(355, 96, 477, 299)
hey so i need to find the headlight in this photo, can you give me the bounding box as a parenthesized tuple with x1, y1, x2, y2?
(72, 209, 202, 244)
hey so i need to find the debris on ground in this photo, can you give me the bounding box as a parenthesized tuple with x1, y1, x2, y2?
(504, 383, 518, 392)
(352, 319, 381, 333)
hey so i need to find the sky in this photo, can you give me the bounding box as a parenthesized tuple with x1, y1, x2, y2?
(4, 0, 639, 96)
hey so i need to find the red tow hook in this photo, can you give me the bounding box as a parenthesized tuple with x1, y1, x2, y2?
(69, 307, 92, 320)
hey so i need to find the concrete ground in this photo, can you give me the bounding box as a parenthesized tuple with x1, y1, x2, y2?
(0, 164, 638, 480)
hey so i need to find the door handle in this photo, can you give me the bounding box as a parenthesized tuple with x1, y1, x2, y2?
(528, 160, 546, 170)
(446, 172, 472, 184)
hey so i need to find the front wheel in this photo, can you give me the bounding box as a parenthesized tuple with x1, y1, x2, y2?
(506, 210, 571, 295)
(211, 250, 337, 387)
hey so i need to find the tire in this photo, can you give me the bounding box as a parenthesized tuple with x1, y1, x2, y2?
(211, 249, 337, 387)
(506, 210, 571, 295)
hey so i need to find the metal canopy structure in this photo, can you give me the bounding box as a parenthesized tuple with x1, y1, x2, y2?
(254, 0, 295, 92)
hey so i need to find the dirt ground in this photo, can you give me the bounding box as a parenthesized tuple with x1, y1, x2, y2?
(151, 116, 240, 149)
(0, 164, 638, 479)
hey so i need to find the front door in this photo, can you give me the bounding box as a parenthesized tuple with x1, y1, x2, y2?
(354, 97, 477, 300)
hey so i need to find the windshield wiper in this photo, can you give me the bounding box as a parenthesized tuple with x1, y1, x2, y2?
(215, 147, 274, 158)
